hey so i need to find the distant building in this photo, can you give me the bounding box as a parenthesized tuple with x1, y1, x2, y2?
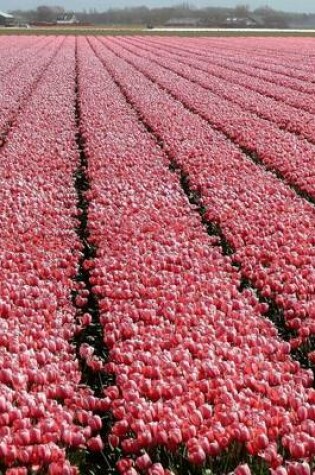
(56, 13, 79, 25)
(164, 17, 204, 27)
(0, 11, 15, 26)
(224, 15, 265, 28)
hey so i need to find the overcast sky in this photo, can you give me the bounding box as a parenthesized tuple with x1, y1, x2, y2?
(2, 0, 315, 13)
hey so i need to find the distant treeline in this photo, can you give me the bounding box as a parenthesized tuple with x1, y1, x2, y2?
(10, 4, 315, 28)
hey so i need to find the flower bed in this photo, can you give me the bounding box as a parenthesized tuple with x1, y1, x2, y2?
(105, 37, 315, 199)
(77, 37, 315, 475)
(0, 36, 63, 141)
(90, 36, 315, 357)
(119, 37, 315, 146)
(0, 37, 104, 474)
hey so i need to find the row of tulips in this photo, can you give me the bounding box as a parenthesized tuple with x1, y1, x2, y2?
(161, 34, 315, 92)
(110, 36, 315, 200)
(123, 36, 315, 147)
(192, 38, 315, 81)
(147, 36, 315, 99)
(142, 36, 315, 115)
(0, 38, 104, 473)
(185, 38, 314, 94)
(205, 38, 315, 79)
(0, 36, 63, 142)
(90, 37, 315, 357)
(0, 36, 46, 78)
(76, 37, 315, 475)
(202, 36, 315, 58)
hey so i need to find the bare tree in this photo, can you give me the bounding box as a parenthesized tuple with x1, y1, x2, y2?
(35, 5, 64, 23)
(234, 4, 250, 17)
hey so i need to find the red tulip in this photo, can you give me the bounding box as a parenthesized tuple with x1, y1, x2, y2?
(87, 436, 104, 452)
(116, 458, 133, 474)
(135, 453, 152, 470)
(148, 463, 166, 475)
(188, 446, 206, 465)
(235, 464, 252, 475)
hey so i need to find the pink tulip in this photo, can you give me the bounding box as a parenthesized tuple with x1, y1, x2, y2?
(235, 464, 252, 475)
(148, 463, 166, 475)
(125, 469, 139, 475)
(87, 436, 104, 452)
(116, 458, 133, 473)
(135, 453, 152, 470)
(188, 446, 206, 465)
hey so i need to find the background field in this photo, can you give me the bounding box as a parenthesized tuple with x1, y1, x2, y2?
(1, 26, 315, 36)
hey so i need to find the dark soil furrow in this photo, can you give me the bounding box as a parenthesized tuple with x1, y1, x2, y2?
(71, 38, 117, 475)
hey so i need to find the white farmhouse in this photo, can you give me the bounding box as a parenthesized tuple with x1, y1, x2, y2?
(56, 13, 79, 25)
(0, 11, 15, 26)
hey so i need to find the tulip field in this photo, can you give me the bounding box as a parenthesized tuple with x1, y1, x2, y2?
(1, 35, 315, 475)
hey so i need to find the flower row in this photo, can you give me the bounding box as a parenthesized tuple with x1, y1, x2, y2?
(191, 36, 315, 81)
(109, 37, 315, 200)
(0, 36, 62, 139)
(0, 38, 103, 473)
(0, 36, 47, 78)
(176, 37, 314, 114)
(123, 37, 315, 147)
(147, 36, 315, 99)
